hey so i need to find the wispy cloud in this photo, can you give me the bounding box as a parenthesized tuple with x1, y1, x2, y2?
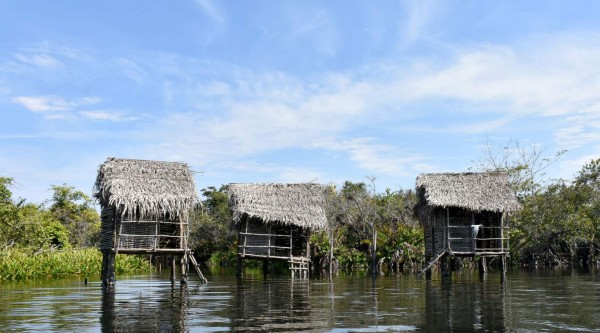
(13, 95, 101, 113)
(80, 110, 141, 122)
(290, 8, 338, 57)
(193, 0, 225, 23)
(2, 42, 92, 73)
(116, 58, 149, 84)
(13, 52, 62, 70)
(311, 137, 429, 177)
(402, 0, 439, 45)
(126, 33, 600, 179)
(398, 36, 600, 116)
(554, 103, 600, 150)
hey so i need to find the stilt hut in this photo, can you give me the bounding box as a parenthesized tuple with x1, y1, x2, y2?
(415, 172, 521, 276)
(94, 157, 205, 286)
(228, 183, 327, 278)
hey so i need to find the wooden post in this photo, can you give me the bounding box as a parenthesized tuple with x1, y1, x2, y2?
(102, 250, 116, 287)
(450, 256, 457, 272)
(441, 254, 448, 276)
(170, 255, 176, 284)
(180, 254, 188, 284)
(110, 252, 116, 285)
(236, 256, 244, 278)
(289, 226, 293, 259)
(445, 208, 450, 252)
(268, 225, 271, 258)
(478, 256, 487, 275)
(425, 254, 432, 280)
(101, 250, 108, 286)
(501, 213, 506, 253)
(236, 222, 245, 277)
(179, 215, 188, 284)
(306, 229, 311, 277)
(262, 259, 268, 279)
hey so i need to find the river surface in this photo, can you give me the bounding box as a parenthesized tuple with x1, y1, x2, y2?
(0, 267, 599, 332)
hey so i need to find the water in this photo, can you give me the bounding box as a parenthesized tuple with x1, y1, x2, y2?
(1, 268, 599, 332)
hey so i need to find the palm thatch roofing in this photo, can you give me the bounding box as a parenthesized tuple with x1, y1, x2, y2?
(93, 157, 199, 219)
(228, 183, 327, 230)
(416, 172, 521, 213)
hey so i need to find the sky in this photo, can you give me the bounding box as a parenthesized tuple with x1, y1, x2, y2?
(1, 1, 600, 204)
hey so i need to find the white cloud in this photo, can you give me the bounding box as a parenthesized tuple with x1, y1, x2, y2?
(5, 42, 92, 73)
(135, 34, 600, 180)
(13, 52, 62, 69)
(311, 137, 429, 177)
(13, 96, 70, 112)
(554, 103, 600, 150)
(80, 110, 140, 122)
(395, 36, 600, 117)
(13, 95, 102, 113)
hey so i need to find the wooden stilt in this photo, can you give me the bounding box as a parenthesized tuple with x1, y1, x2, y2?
(501, 255, 507, 274)
(236, 256, 244, 277)
(500, 255, 507, 284)
(262, 260, 269, 277)
(478, 257, 487, 275)
(441, 254, 448, 276)
(109, 252, 116, 285)
(180, 254, 188, 284)
(101, 250, 108, 286)
(450, 257, 458, 272)
(170, 255, 176, 284)
(102, 250, 116, 287)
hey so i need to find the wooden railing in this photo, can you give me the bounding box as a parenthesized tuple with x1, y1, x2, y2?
(238, 230, 293, 260)
(447, 226, 509, 255)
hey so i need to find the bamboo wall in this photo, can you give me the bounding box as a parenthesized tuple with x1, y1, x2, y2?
(99, 205, 186, 253)
(424, 207, 505, 257)
(238, 218, 309, 260)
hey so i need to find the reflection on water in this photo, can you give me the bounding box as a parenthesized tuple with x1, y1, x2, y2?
(423, 274, 509, 332)
(100, 282, 189, 332)
(1, 268, 599, 332)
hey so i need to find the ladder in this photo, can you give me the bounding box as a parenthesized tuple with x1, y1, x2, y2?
(188, 253, 208, 284)
(417, 250, 447, 277)
(288, 256, 310, 279)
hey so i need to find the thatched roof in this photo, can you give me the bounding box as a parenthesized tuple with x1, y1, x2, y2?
(416, 172, 521, 213)
(93, 157, 199, 219)
(228, 183, 327, 230)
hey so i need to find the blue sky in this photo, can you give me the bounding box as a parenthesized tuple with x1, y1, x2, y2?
(1, 1, 599, 203)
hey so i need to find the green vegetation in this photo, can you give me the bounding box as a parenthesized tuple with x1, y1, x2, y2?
(509, 158, 600, 265)
(0, 248, 152, 281)
(474, 139, 599, 266)
(0, 180, 151, 281)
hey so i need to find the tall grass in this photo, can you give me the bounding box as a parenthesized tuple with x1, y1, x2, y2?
(0, 248, 153, 281)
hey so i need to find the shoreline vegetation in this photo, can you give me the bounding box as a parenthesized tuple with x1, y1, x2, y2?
(0, 248, 152, 281)
(1, 145, 598, 281)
